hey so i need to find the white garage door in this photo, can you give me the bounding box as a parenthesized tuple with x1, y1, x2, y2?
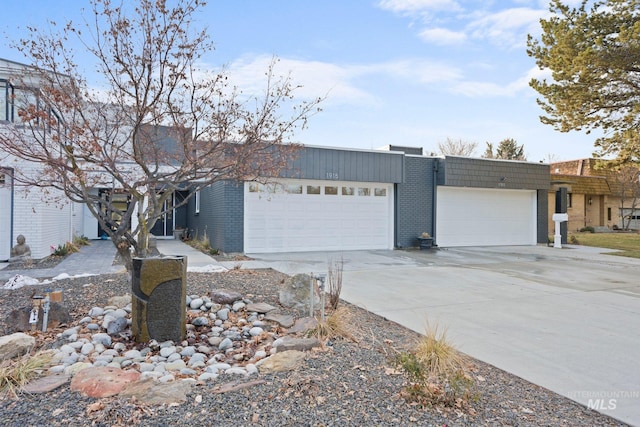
(244, 179, 394, 253)
(436, 187, 537, 247)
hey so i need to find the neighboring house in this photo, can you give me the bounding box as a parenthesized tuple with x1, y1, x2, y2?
(185, 148, 550, 254)
(550, 158, 640, 233)
(1, 58, 83, 261)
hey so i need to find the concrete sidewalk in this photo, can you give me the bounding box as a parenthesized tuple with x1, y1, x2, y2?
(248, 245, 640, 426)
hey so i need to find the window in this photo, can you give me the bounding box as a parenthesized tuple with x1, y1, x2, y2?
(374, 188, 387, 197)
(194, 190, 200, 214)
(324, 186, 338, 195)
(608, 207, 612, 221)
(287, 184, 302, 194)
(0, 80, 11, 122)
(248, 182, 261, 193)
(358, 187, 371, 196)
(342, 186, 354, 196)
(567, 193, 573, 208)
(307, 185, 320, 195)
(0, 174, 5, 185)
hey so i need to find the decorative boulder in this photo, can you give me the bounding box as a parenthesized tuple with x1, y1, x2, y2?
(3, 303, 72, 333)
(0, 332, 36, 360)
(279, 274, 320, 311)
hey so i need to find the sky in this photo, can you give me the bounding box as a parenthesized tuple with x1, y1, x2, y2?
(0, 0, 595, 163)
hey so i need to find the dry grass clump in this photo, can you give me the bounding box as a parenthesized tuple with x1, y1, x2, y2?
(0, 351, 53, 398)
(327, 257, 344, 310)
(309, 306, 357, 343)
(394, 322, 477, 409)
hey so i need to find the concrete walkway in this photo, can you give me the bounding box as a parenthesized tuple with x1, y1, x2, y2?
(0, 238, 224, 281)
(0, 239, 125, 281)
(247, 245, 640, 426)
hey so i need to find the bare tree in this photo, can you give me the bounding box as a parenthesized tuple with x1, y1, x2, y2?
(437, 138, 478, 157)
(0, 0, 322, 270)
(607, 164, 640, 230)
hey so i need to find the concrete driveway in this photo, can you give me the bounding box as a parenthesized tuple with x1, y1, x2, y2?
(248, 245, 640, 426)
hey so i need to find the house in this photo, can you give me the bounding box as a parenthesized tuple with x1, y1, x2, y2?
(1, 54, 551, 259)
(550, 158, 640, 232)
(184, 147, 550, 254)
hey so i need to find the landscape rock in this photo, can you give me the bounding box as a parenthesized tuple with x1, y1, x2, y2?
(0, 332, 36, 360)
(70, 366, 141, 398)
(287, 317, 318, 334)
(22, 374, 70, 393)
(257, 350, 306, 373)
(4, 303, 72, 333)
(245, 302, 276, 313)
(120, 379, 192, 405)
(279, 274, 319, 310)
(107, 294, 131, 309)
(210, 289, 242, 305)
(264, 313, 295, 328)
(275, 337, 322, 353)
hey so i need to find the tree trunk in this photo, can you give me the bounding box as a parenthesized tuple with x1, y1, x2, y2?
(116, 243, 133, 272)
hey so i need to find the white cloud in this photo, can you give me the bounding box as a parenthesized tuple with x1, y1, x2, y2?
(467, 7, 546, 48)
(451, 65, 545, 97)
(419, 27, 467, 45)
(223, 55, 462, 106)
(377, 0, 462, 14)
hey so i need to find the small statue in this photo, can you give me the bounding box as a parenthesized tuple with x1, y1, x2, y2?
(9, 234, 32, 262)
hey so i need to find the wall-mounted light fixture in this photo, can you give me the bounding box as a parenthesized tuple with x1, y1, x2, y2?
(588, 197, 593, 205)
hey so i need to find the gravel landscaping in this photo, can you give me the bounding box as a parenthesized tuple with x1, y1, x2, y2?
(0, 269, 629, 426)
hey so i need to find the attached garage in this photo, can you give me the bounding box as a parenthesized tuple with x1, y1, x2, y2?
(436, 187, 537, 247)
(244, 179, 394, 253)
(188, 149, 549, 254)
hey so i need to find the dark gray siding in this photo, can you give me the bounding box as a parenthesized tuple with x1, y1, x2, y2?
(438, 156, 550, 190)
(537, 189, 548, 244)
(285, 146, 404, 183)
(395, 157, 437, 248)
(187, 181, 243, 253)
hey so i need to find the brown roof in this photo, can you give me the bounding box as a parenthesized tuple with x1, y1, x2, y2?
(550, 174, 611, 195)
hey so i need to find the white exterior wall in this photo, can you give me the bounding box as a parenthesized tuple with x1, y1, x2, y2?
(12, 184, 76, 259)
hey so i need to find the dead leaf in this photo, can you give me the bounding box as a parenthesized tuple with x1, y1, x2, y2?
(52, 408, 64, 417)
(86, 402, 104, 414)
(476, 375, 486, 382)
(316, 396, 326, 405)
(384, 366, 402, 375)
(252, 414, 259, 423)
(194, 395, 202, 404)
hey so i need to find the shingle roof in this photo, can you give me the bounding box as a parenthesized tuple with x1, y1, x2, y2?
(550, 174, 611, 195)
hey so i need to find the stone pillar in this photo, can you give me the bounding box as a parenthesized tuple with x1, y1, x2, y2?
(131, 256, 187, 343)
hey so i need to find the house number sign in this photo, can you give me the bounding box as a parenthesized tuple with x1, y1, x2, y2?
(326, 171, 339, 180)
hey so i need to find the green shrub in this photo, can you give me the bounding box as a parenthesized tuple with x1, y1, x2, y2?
(579, 226, 595, 233)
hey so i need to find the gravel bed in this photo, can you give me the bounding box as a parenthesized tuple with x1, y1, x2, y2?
(0, 270, 628, 426)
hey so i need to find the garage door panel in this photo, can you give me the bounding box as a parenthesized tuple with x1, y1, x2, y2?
(245, 180, 393, 253)
(436, 187, 536, 247)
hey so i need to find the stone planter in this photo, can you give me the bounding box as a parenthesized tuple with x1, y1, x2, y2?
(131, 256, 187, 343)
(417, 237, 434, 250)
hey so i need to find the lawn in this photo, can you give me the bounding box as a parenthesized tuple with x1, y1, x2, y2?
(567, 231, 640, 258)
